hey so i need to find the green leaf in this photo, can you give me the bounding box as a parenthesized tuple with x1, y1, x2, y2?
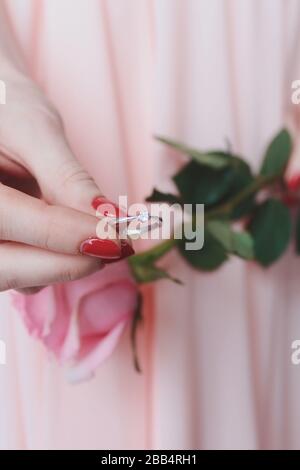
(156, 136, 231, 169)
(173, 161, 235, 206)
(260, 129, 292, 178)
(295, 208, 300, 255)
(206, 219, 254, 260)
(173, 154, 255, 214)
(221, 158, 255, 219)
(248, 198, 292, 266)
(232, 231, 254, 260)
(178, 229, 228, 271)
(145, 188, 181, 205)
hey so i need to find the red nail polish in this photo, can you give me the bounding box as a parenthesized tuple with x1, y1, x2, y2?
(80, 237, 121, 259)
(101, 242, 135, 264)
(92, 196, 123, 217)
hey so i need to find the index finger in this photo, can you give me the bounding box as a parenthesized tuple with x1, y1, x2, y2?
(0, 183, 121, 260)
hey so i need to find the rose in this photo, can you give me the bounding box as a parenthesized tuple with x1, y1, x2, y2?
(11, 261, 137, 383)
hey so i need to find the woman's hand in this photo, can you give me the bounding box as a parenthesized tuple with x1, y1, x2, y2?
(0, 3, 133, 293)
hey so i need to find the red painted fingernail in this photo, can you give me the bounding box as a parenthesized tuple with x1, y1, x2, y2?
(121, 240, 135, 258)
(80, 237, 121, 259)
(92, 196, 123, 217)
(91, 196, 110, 210)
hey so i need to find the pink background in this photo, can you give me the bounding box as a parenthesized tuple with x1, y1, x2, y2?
(1, 0, 300, 449)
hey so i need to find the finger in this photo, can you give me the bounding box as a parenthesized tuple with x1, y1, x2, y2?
(7, 110, 134, 258)
(28, 133, 135, 257)
(0, 242, 104, 292)
(0, 183, 121, 259)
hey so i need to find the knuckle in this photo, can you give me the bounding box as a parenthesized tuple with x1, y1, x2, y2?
(34, 204, 55, 251)
(0, 248, 19, 291)
(60, 161, 95, 188)
(59, 259, 102, 283)
(5, 277, 19, 291)
(0, 275, 19, 292)
(41, 221, 53, 252)
(59, 268, 82, 283)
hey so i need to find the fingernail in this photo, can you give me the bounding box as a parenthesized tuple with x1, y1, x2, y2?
(92, 196, 122, 217)
(121, 240, 135, 259)
(80, 237, 121, 259)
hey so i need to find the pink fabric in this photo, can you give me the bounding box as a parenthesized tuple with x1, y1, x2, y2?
(1, 0, 300, 450)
